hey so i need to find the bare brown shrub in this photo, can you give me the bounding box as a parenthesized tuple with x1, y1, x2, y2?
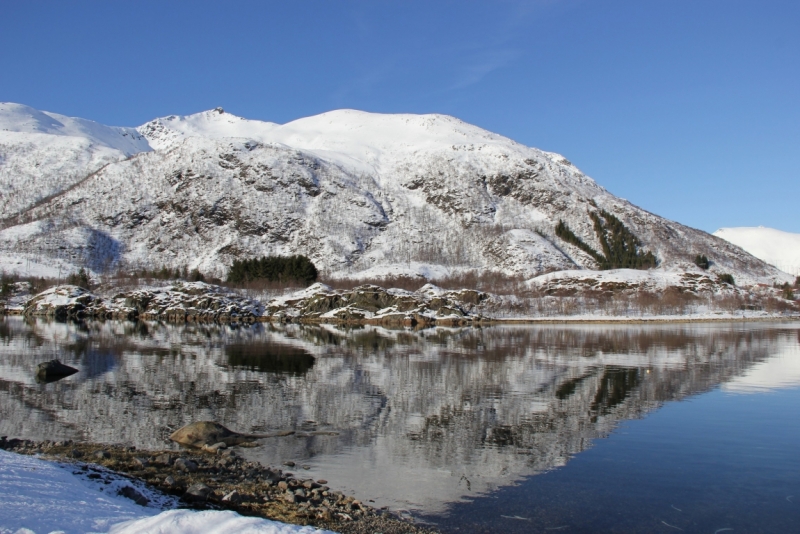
(634, 291, 661, 316)
(763, 297, 796, 314)
(714, 294, 746, 313)
(658, 288, 697, 315)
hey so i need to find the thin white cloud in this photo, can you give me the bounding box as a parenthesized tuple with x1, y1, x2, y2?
(447, 47, 521, 90)
(330, 61, 397, 105)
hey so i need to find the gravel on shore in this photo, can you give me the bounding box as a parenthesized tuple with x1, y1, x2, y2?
(0, 436, 439, 534)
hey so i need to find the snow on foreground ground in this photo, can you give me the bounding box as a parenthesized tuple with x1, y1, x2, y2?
(0, 450, 334, 534)
(714, 226, 800, 276)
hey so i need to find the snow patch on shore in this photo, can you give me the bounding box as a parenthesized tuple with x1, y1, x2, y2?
(109, 510, 333, 534)
(0, 450, 335, 534)
(0, 449, 159, 534)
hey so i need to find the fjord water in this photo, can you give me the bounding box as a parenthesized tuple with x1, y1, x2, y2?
(1, 318, 799, 532)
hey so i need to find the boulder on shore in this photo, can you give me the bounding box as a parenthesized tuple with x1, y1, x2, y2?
(170, 421, 296, 449)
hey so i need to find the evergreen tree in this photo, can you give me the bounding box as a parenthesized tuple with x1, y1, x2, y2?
(694, 254, 710, 270)
(555, 220, 605, 263)
(555, 211, 657, 270)
(189, 268, 205, 282)
(1, 273, 12, 298)
(66, 268, 90, 289)
(227, 255, 318, 285)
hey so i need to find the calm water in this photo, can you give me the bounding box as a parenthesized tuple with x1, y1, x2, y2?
(1, 317, 799, 532)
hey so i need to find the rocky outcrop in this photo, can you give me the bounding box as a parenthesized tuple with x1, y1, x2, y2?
(18, 274, 797, 325)
(264, 283, 488, 326)
(23, 282, 263, 322)
(118, 282, 263, 322)
(23, 285, 107, 319)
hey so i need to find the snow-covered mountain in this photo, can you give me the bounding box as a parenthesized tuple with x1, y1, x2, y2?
(0, 103, 150, 219)
(714, 227, 800, 276)
(0, 103, 790, 285)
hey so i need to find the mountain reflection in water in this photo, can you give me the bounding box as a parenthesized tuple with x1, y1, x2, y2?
(0, 318, 797, 515)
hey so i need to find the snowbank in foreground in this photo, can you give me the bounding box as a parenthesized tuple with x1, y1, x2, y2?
(0, 450, 334, 534)
(109, 510, 331, 534)
(0, 449, 154, 534)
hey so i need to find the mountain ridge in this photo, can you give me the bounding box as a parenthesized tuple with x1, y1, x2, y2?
(0, 103, 792, 287)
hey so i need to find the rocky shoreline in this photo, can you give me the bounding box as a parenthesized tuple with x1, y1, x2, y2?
(15, 282, 490, 327)
(4, 276, 799, 325)
(0, 436, 438, 534)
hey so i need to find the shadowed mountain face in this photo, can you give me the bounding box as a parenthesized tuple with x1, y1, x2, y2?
(0, 317, 796, 512)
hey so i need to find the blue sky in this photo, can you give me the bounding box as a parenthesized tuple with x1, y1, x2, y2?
(2, 0, 798, 233)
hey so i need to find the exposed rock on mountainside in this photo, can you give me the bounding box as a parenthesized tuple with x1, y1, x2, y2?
(0, 104, 792, 286)
(527, 267, 737, 296)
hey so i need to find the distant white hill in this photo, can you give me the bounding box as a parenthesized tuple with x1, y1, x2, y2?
(714, 227, 800, 276)
(137, 107, 531, 175)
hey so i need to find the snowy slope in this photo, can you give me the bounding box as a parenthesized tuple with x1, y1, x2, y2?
(138, 108, 558, 177)
(137, 107, 278, 151)
(0, 103, 150, 154)
(0, 103, 791, 286)
(0, 102, 151, 219)
(714, 227, 800, 276)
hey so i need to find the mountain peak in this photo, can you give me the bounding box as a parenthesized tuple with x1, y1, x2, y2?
(136, 108, 277, 150)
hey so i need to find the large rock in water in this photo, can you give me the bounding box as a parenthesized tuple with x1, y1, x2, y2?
(169, 421, 294, 449)
(35, 359, 78, 382)
(170, 422, 243, 448)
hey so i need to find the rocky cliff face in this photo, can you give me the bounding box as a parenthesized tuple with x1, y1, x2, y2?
(0, 105, 789, 286)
